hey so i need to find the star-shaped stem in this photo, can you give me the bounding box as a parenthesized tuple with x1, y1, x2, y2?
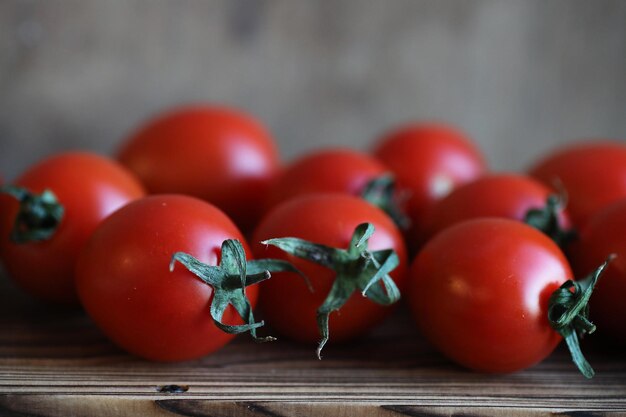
(0, 185, 64, 243)
(361, 174, 410, 230)
(170, 239, 307, 342)
(525, 194, 577, 248)
(262, 223, 401, 358)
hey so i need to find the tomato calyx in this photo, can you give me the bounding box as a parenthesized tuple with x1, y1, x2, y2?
(262, 223, 401, 359)
(0, 185, 64, 243)
(548, 255, 615, 378)
(525, 194, 576, 248)
(361, 175, 410, 230)
(170, 239, 306, 342)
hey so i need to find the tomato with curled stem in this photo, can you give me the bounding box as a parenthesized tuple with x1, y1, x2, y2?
(252, 194, 408, 357)
(117, 105, 279, 231)
(529, 140, 626, 229)
(569, 199, 626, 344)
(267, 148, 406, 227)
(422, 173, 572, 245)
(76, 195, 295, 362)
(409, 218, 607, 377)
(0, 152, 145, 304)
(372, 122, 486, 245)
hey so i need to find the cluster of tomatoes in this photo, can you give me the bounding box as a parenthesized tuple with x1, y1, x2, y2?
(1, 105, 625, 379)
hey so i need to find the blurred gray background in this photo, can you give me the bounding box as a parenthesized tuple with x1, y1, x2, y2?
(1, 0, 625, 179)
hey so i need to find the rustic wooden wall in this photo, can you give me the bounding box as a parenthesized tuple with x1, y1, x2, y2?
(1, 0, 625, 179)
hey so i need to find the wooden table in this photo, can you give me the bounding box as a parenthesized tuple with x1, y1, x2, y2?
(1, 272, 625, 417)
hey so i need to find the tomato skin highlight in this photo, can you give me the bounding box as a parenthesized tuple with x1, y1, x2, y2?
(117, 105, 279, 232)
(0, 152, 145, 304)
(267, 148, 387, 210)
(423, 173, 570, 241)
(372, 122, 486, 242)
(570, 199, 626, 344)
(409, 218, 568, 373)
(252, 194, 408, 344)
(529, 141, 626, 229)
(76, 195, 255, 362)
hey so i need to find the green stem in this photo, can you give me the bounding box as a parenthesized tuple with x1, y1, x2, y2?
(361, 175, 410, 230)
(0, 185, 64, 243)
(170, 239, 308, 342)
(262, 223, 401, 359)
(548, 255, 615, 378)
(524, 194, 577, 248)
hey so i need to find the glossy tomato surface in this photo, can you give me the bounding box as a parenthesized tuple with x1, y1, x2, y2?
(409, 218, 569, 373)
(569, 199, 626, 344)
(529, 141, 626, 228)
(76, 195, 255, 361)
(252, 194, 408, 344)
(266, 148, 387, 210)
(117, 105, 279, 231)
(423, 173, 570, 241)
(0, 152, 145, 304)
(372, 122, 486, 241)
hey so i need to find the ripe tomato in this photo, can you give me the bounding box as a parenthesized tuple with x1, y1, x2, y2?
(569, 199, 626, 344)
(252, 194, 408, 354)
(76, 195, 269, 362)
(267, 148, 387, 208)
(117, 105, 279, 231)
(0, 152, 145, 304)
(422, 173, 571, 243)
(409, 218, 597, 375)
(372, 122, 486, 244)
(529, 141, 626, 228)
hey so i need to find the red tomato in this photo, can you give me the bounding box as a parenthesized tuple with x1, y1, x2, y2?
(252, 194, 408, 346)
(569, 199, 626, 344)
(0, 152, 145, 304)
(409, 218, 571, 373)
(117, 105, 279, 231)
(372, 122, 486, 243)
(76, 195, 258, 361)
(267, 148, 387, 209)
(529, 141, 626, 228)
(422, 173, 571, 242)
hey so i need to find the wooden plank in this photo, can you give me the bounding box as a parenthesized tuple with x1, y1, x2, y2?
(1, 271, 626, 415)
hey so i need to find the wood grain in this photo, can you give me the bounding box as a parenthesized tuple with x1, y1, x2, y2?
(1, 271, 626, 416)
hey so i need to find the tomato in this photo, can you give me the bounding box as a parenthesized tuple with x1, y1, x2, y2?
(529, 141, 626, 229)
(267, 148, 387, 208)
(117, 105, 279, 231)
(409, 218, 597, 375)
(252, 194, 408, 354)
(372, 122, 486, 244)
(0, 152, 145, 304)
(76, 194, 268, 362)
(569, 199, 626, 344)
(422, 173, 571, 243)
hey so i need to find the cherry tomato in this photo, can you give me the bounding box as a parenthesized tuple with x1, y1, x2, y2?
(569, 199, 626, 344)
(117, 105, 279, 231)
(422, 173, 571, 242)
(75, 195, 259, 361)
(529, 141, 626, 228)
(267, 148, 387, 209)
(252, 194, 408, 346)
(409, 218, 571, 373)
(372, 122, 486, 243)
(0, 152, 145, 304)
